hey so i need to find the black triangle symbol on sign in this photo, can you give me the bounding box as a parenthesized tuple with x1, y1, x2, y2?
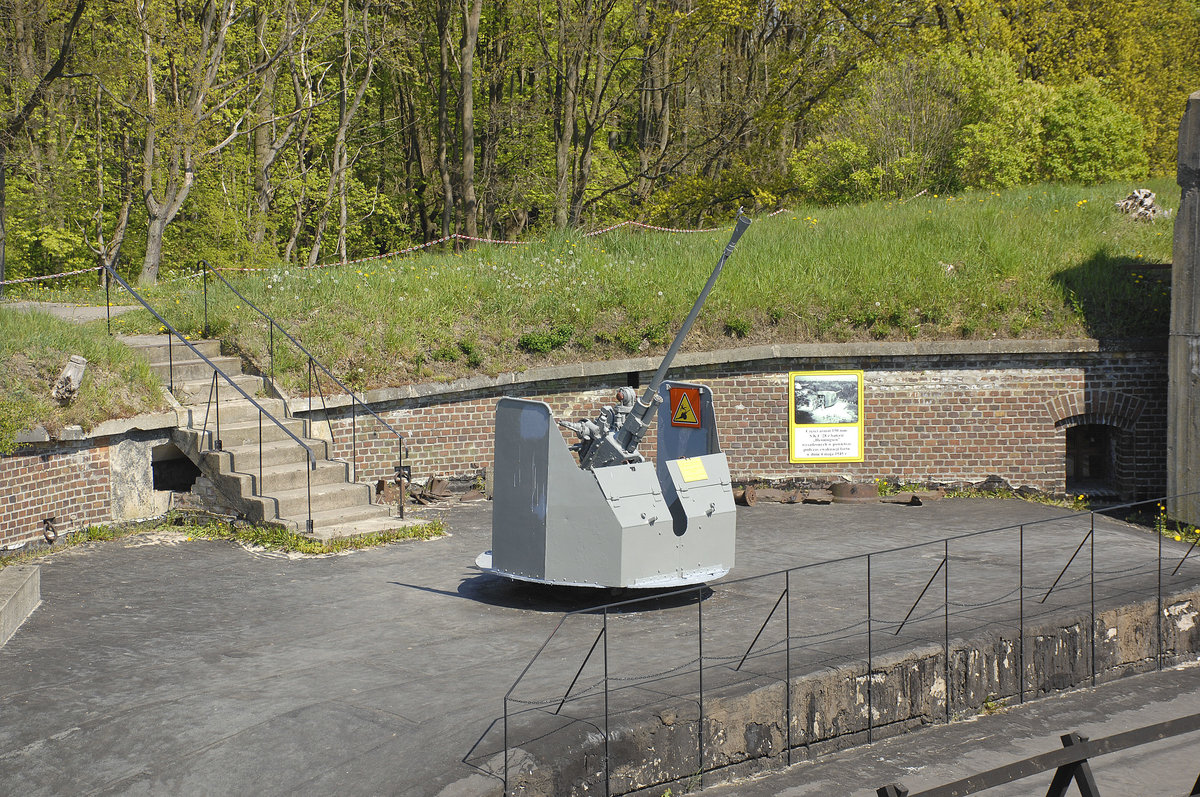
(673, 393, 698, 425)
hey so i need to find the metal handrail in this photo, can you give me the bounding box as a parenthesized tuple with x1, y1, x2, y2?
(877, 713, 1200, 796)
(500, 488, 1200, 795)
(103, 265, 317, 532)
(199, 260, 406, 509)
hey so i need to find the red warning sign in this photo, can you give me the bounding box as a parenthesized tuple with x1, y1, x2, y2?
(669, 387, 702, 428)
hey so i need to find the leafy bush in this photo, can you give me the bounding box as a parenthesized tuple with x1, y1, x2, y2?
(790, 50, 1149, 203)
(790, 53, 965, 202)
(952, 50, 1051, 188)
(1040, 82, 1148, 183)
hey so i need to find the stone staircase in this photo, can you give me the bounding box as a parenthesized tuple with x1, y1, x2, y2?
(120, 335, 405, 540)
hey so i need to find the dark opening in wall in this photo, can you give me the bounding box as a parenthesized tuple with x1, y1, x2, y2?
(1065, 424, 1115, 496)
(152, 444, 200, 492)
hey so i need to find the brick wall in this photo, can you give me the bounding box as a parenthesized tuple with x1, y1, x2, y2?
(0, 440, 112, 549)
(0, 343, 1168, 550)
(312, 344, 1168, 500)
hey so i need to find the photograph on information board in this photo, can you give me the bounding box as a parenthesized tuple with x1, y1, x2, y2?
(789, 371, 864, 462)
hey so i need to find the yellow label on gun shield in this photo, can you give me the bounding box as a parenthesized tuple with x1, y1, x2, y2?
(677, 458, 708, 483)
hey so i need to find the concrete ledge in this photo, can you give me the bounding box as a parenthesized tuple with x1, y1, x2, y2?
(0, 566, 41, 648)
(13, 409, 186, 448)
(288, 337, 1166, 415)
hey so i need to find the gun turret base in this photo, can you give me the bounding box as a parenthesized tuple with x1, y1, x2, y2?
(475, 550, 729, 589)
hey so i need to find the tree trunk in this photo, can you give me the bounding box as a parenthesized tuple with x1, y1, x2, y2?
(436, 0, 455, 238)
(459, 0, 483, 238)
(552, 10, 580, 228)
(142, 214, 168, 285)
(569, 9, 608, 227)
(0, 148, 7, 295)
(251, 2, 284, 246)
(309, 0, 373, 266)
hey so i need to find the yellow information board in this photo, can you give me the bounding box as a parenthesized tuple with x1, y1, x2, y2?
(788, 370, 864, 463)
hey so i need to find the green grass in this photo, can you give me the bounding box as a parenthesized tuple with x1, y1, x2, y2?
(4, 179, 1177, 401)
(0, 308, 166, 451)
(182, 515, 446, 553)
(0, 514, 446, 569)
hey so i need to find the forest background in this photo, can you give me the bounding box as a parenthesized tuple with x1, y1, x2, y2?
(2, 0, 1198, 288)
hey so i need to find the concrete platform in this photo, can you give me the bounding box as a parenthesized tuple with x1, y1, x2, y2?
(0, 498, 1197, 796)
(0, 565, 40, 647)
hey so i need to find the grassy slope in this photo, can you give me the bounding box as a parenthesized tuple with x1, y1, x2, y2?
(3, 179, 1178, 406)
(0, 310, 166, 450)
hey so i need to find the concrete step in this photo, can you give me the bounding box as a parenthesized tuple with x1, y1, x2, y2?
(206, 437, 330, 471)
(185, 397, 288, 426)
(174, 374, 265, 405)
(150, 355, 245, 383)
(202, 417, 308, 449)
(267, 480, 376, 520)
(279, 502, 399, 536)
(119, 334, 222, 363)
(301, 512, 424, 543)
(248, 459, 351, 494)
(177, 427, 329, 471)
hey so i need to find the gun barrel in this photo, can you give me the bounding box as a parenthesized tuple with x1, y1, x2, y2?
(616, 214, 753, 452)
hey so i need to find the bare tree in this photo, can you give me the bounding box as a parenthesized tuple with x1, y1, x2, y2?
(133, 0, 299, 283)
(83, 84, 134, 278)
(305, 0, 376, 267)
(250, 0, 306, 246)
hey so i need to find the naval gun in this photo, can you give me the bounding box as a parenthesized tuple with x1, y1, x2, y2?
(476, 215, 752, 588)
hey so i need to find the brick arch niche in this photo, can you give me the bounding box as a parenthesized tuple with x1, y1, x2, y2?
(1048, 391, 1146, 501)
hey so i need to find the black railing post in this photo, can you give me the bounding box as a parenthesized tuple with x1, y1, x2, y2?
(398, 441, 405, 519)
(167, 328, 174, 393)
(944, 538, 950, 722)
(1019, 525, 1025, 703)
(269, 323, 274, 390)
(306, 457, 314, 535)
(105, 272, 111, 335)
(258, 410, 263, 493)
(503, 697, 509, 797)
(352, 398, 357, 481)
(202, 372, 217, 449)
(697, 585, 705, 785)
(1158, 510, 1163, 670)
(603, 606, 610, 797)
(214, 376, 222, 450)
(1090, 512, 1096, 686)
(201, 261, 210, 338)
(867, 553, 873, 743)
(785, 569, 792, 765)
